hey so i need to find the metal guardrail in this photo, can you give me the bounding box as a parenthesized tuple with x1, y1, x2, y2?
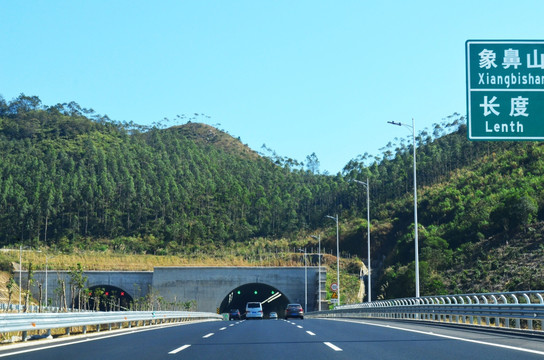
(0, 310, 222, 341)
(309, 291, 544, 332)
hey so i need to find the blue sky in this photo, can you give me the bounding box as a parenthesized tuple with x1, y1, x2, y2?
(2, 1, 544, 174)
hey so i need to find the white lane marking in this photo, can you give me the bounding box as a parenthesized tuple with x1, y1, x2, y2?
(328, 318, 544, 356)
(297, 325, 303, 329)
(306, 331, 316, 336)
(229, 324, 235, 327)
(202, 333, 214, 338)
(324, 342, 343, 351)
(168, 344, 191, 354)
(219, 327, 227, 331)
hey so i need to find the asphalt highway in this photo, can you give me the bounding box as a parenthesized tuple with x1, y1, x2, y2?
(2, 318, 544, 359)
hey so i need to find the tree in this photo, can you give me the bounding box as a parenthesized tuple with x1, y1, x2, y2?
(54, 274, 68, 311)
(490, 191, 538, 234)
(24, 262, 34, 312)
(6, 93, 42, 116)
(69, 263, 87, 310)
(305, 152, 320, 174)
(92, 287, 105, 311)
(6, 276, 15, 312)
(37, 280, 43, 312)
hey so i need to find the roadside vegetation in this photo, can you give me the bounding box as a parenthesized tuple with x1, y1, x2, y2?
(2, 94, 544, 304)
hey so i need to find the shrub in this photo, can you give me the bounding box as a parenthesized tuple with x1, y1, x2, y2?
(0, 254, 13, 272)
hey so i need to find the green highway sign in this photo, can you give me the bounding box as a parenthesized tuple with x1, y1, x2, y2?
(466, 40, 544, 140)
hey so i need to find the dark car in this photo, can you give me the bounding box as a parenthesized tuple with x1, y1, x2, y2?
(229, 309, 241, 320)
(285, 303, 304, 319)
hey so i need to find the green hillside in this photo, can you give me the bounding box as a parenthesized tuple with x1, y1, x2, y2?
(0, 94, 340, 251)
(344, 123, 544, 298)
(2, 93, 544, 301)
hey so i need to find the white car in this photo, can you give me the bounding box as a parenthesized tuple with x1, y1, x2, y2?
(269, 312, 278, 319)
(245, 302, 263, 319)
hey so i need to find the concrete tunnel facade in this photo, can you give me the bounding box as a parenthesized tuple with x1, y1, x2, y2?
(18, 266, 326, 313)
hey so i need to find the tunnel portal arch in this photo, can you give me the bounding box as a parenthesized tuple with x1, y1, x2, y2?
(219, 282, 291, 317)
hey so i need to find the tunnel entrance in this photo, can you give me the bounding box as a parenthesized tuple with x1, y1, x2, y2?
(219, 283, 290, 318)
(82, 285, 134, 311)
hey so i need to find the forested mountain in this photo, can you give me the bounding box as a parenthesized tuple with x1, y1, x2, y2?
(345, 121, 544, 298)
(2, 93, 544, 299)
(0, 94, 343, 251)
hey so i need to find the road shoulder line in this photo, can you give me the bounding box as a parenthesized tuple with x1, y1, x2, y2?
(323, 318, 544, 356)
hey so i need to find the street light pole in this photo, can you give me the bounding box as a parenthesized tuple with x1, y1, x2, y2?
(388, 118, 420, 298)
(353, 178, 371, 302)
(298, 248, 307, 310)
(45, 255, 49, 310)
(19, 245, 22, 312)
(326, 214, 340, 306)
(311, 234, 321, 311)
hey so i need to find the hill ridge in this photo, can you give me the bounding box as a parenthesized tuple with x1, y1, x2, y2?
(2, 94, 544, 299)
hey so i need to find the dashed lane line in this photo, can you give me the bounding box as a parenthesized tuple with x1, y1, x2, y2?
(324, 342, 343, 351)
(170, 323, 233, 356)
(168, 345, 191, 355)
